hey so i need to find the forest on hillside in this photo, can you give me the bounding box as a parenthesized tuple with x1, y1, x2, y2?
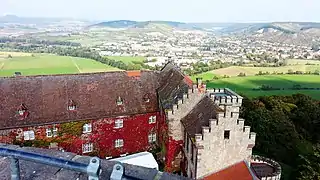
(241, 94, 320, 180)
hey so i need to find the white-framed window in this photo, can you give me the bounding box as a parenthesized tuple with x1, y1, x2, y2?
(46, 129, 52, 137)
(82, 143, 93, 153)
(18, 110, 25, 116)
(52, 128, 58, 137)
(115, 119, 123, 129)
(83, 123, 92, 133)
(115, 139, 124, 148)
(116, 97, 123, 106)
(148, 132, 157, 143)
(23, 131, 35, 140)
(149, 116, 156, 124)
(46, 128, 58, 138)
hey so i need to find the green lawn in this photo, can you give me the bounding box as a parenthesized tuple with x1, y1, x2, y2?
(105, 56, 146, 65)
(201, 75, 320, 99)
(0, 54, 120, 77)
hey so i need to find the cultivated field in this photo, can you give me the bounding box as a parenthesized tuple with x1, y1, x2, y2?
(105, 56, 146, 65)
(203, 75, 320, 99)
(195, 59, 320, 80)
(0, 54, 120, 77)
(286, 59, 320, 65)
(0, 52, 32, 58)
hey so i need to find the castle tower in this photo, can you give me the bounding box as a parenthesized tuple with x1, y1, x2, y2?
(181, 88, 256, 179)
(157, 62, 256, 177)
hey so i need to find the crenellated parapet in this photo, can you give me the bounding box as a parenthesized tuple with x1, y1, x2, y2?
(166, 86, 205, 121)
(188, 92, 256, 178)
(166, 86, 205, 141)
(207, 88, 243, 107)
(251, 155, 282, 180)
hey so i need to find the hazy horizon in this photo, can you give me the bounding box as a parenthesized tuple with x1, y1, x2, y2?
(1, 0, 320, 23)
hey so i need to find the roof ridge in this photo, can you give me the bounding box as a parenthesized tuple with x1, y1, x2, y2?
(0, 70, 156, 79)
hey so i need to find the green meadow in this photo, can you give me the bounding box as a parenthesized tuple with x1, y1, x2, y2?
(0, 54, 120, 77)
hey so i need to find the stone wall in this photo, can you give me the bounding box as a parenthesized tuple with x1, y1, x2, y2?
(165, 85, 205, 172)
(194, 90, 255, 178)
(166, 85, 205, 141)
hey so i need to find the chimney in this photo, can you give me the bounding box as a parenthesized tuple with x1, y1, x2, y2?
(196, 78, 202, 88)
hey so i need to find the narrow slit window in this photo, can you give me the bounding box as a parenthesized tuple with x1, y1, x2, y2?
(224, 130, 230, 139)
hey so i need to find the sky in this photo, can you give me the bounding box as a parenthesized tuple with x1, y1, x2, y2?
(1, 0, 320, 23)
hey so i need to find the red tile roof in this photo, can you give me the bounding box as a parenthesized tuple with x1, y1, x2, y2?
(203, 161, 256, 180)
(127, 70, 141, 77)
(0, 71, 159, 129)
(183, 75, 193, 88)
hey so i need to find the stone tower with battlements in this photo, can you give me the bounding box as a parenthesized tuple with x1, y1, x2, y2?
(192, 88, 256, 178)
(157, 63, 256, 178)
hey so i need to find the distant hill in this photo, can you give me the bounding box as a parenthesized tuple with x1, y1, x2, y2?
(219, 22, 320, 34)
(90, 20, 320, 34)
(90, 20, 203, 30)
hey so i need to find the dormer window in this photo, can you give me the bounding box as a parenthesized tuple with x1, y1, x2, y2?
(68, 105, 76, 111)
(143, 94, 150, 103)
(116, 96, 123, 106)
(68, 100, 76, 111)
(18, 110, 25, 116)
(17, 104, 28, 118)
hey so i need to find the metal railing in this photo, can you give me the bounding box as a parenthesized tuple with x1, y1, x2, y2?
(0, 147, 101, 180)
(0, 146, 187, 180)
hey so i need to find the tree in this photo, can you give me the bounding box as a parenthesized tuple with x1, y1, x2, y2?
(294, 146, 320, 180)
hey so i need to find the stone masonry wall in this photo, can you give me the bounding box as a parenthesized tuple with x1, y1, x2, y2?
(195, 91, 256, 178)
(166, 86, 205, 141)
(165, 85, 204, 172)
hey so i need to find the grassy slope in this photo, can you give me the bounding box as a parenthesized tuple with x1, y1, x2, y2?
(0, 54, 120, 77)
(202, 75, 320, 99)
(106, 56, 146, 65)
